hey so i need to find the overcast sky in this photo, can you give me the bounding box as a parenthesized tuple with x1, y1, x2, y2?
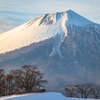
(0, 0, 100, 34)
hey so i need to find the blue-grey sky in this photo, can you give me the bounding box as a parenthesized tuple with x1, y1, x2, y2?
(0, 0, 100, 33)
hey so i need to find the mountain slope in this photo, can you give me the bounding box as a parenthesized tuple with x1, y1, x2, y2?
(0, 10, 96, 55)
(0, 11, 67, 54)
(0, 10, 100, 93)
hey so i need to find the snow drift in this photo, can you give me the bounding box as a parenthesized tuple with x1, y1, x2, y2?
(0, 92, 98, 100)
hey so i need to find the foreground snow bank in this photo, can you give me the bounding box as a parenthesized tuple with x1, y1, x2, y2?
(0, 94, 27, 100)
(0, 92, 67, 100)
(0, 92, 99, 100)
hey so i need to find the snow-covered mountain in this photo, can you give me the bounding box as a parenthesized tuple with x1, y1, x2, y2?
(0, 10, 96, 55)
(0, 10, 100, 93)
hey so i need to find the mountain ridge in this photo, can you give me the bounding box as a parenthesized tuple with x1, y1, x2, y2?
(0, 10, 100, 93)
(0, 10, 98, 55)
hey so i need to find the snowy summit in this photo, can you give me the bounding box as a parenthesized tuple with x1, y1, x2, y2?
(0, 10, 95, 55)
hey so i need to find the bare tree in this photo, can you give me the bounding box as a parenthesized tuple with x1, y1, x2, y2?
(91, 84, 100, 99)
(65, 84, 76, 97)
(74, 83, 93, 98)
(5, 74, 15, 95)
(65, 83, 100, 99)
(11, 65, 47, 92)
(0, 69, 5, 96)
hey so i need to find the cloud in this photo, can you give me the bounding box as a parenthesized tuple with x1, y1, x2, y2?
(0, 0, 100, 33)
(1, 0, 100, 15)
(0, 10, 42, 33)
(0, 15, 17, 33)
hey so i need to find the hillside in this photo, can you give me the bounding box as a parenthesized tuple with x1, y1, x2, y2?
(0, 10, 100, 93)
(0, 92, 98, 100)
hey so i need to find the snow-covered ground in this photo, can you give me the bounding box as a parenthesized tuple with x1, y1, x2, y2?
(0, 92, 98, 100)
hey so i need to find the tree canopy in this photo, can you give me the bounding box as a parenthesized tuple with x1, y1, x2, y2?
(11, 65, 47, 92)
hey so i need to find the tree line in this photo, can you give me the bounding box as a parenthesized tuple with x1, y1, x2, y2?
(65, 83, 100, 99)
(0, 65, 47, 97)
(0, 64, 100, 99)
